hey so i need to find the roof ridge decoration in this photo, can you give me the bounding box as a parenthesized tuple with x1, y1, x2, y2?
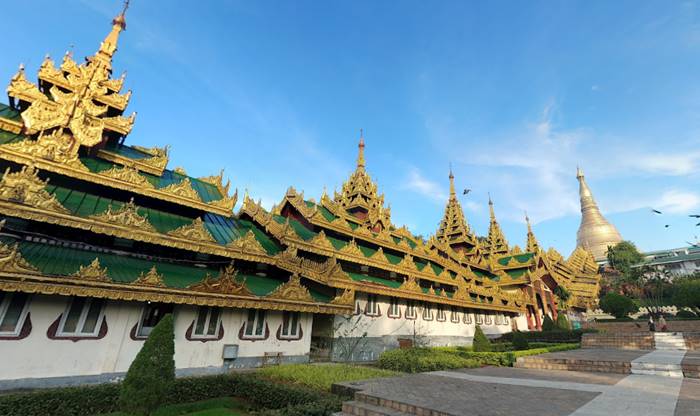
(575, 166, 623, 261)
(0, 165, 70, 215)
(399, 274, 421, 292)
(334, 133, 392, 231)
(71, 258, 111, 282)
(0, 241, 40, 275)
(330, 288, 355, 306)
(167, 217, 216, 243)
(90, 197, 156, 233)
(485, 196, 509, 256)
(99, 164, 155, 189)
(134, 265, 166, 287)
(227, 230, 267, 255)
(525, 213, 540, 253)
(187, 263, 254, 296)
(434, 169, 477, 251)
(266, 273, 315, 303)
(160, 177, 201, 201)
(7, 6, 136, 160)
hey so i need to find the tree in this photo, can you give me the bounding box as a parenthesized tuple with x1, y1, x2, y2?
(607, 241, 644, 278)
(472, 325, 492, 352)
(541, 315, 555, 331)
(671, 279, 700, 314)
(119, 314, 175, 416)
(512, 331, 529, 351)
(599, 292, 637, 319)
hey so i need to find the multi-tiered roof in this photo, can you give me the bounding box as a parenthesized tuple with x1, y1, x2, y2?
(0, 8, 600, 316)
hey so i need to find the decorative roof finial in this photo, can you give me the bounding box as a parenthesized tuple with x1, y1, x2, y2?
(448, 164, 456, 197)
(576, 165, 584, 179)
(95, 0, 130, 67)
(357, 128, 365, 170)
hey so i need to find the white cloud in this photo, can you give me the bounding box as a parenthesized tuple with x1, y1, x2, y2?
(655, 190, 700, 214)
(401, 168, 446, 202)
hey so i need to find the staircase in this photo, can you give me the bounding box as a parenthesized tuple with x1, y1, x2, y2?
(653, 332, 687, 350)
(335, 392, 432, 416)
(629, 333, 687, 378)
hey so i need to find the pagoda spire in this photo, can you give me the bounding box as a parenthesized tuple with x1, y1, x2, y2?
(525, 212, 540, 253)
(356, 129, 366, 171)
(435, 169, 476, 252)
(94, 0, 130, 69)
(576, 166, 622, 261)
(485, 195, 509, 255)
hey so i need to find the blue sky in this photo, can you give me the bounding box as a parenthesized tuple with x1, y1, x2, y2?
(2, 1, 700, 255)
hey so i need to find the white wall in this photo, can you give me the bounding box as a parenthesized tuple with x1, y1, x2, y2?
(335, 293, 521, 344)
(0, 294, 312, 381)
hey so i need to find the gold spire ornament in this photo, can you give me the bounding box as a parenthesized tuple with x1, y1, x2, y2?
(525, 213, 540, 253)
(484, 195, 509, 255)
(575, 167, 622, 261)
(434, 169, 477, 251)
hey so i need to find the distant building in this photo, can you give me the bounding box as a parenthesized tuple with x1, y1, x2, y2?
(639, 246, 700, 277)
(575, 167, 623, 262)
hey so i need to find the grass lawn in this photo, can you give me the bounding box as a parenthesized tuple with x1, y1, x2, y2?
(256, 363, 399, 391)
(100, 397, 249, 416)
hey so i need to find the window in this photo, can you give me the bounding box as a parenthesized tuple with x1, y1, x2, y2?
(244, 309, 266, 338)
(0, 292, 29, 336)
(475, 313, 483, 324)
(495, 314, 502, 325)
(503, 315, 510, 326)
(484, 313, 492, 325)
(463, 311, 472, 324)
(405, 300, 417, 320)
(365, 294, 380, 316)
(192, 306, 221, 338)
(137, 303, 173, 337)
(422, 304, 433, 321)
(280, 311, 301, 339)
(388, 298, 401, 318)
(354, 300, 362, 315)
(450, 307, 460, 323)
(436, 305, 446, 322)
(57, 298, 104, 337)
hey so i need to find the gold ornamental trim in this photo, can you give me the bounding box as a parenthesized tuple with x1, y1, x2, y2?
(90, 198, 156, 233)
(71, 258, 111, 282)
(133, 266, 166, 287)
(160, 178, 201, 202)
(0, 273, 351, 315)
(0, 165, 70, 214)
(330, 288, 355, 306)
(96, 147, 168, 176)
(0, 242, 40, 275)
(227, 230, 267, 255)
(265, 273, 315, 303)
(187, 264, 254, 296)
(98, 165, 155, 189)
(167, 218, 216, 243)
(0, 117, 23, 134)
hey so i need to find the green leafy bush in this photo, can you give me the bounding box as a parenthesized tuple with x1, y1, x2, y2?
(556, 314, 570, 330)
(377, 348, 479, 373)
(119, 314, 176, 416)
(0, 383, 120, 416)
(676, 309, 697, 319)
(511, 331, 529, 351)
(599, 293, 637, 319)
(256, 364, 397, 391)
(495, 329, 594, 343)
(256, 398, 344, 416)
(472, 325, 492, 352)
(541, 315, 555, 331)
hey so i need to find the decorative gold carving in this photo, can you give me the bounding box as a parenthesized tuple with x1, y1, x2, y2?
(98, 165, 154, 188)
(309, 230, 335, 251)
(398, 254, 419, 272)
(1, 130, 88, 171)
(71, 258, 110, 282)
(227, 230, 267, 255)
(167, 217, 215, 243)
(160, 178, 201, 201)
(90, 198, 156, 232)
(0, 165, 69, 214)
(340, 239, 364, 257)
(134, 266, 166, 287)
(331, 288, 355, 306)
(188, 263, 254, 296)
(0, 242, 39, 275)
(399, 275, 421, 292)
(266, 273, 315, 302)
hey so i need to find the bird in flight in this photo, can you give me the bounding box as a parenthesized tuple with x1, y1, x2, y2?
(665, 224, 670, 228)
(652, 209, 662, 214)
(690, 214, 700, 218)
(463, 189, 471, 195)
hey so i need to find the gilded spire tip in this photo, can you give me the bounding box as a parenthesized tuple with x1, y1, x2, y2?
(356, 129, 366, 170)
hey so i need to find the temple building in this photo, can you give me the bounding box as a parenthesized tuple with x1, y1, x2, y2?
(0, 8, 601, 389)
(575, 167, 623, 261)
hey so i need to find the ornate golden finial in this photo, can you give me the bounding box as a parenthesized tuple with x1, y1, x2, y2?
(449, 164, 456, 196)
(357, 129, 366, 170)
(525, 211, 540, 253)
(484, 194, 508, 255)
(576, 166, 622, 260)
(95, 0, 130, 67)
(435, 169, 477, 251)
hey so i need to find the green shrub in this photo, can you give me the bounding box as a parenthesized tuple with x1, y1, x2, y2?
(599, 292, 637, 319)
(494, 329, 593, 344)
(556, 314, 570, 330)
(256, 364, 397, 392)
(472, 325, 492, 352)
(541, 315, 555, 331)
(676, 309, 697, 319)
(377, 348, 479, 373)
(0, 383, 120, 416)
(119, 314, 176, 416)
(256, 397, 344, 416)
(511, 331, 529, 351)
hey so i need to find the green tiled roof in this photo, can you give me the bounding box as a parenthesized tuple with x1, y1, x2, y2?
(473, 268, 499, 281)
(0, 131, 23, 146)
(348, 272, 401, 288)
(4, 236, 323, 299)
(505, 268, 528, 279)
(0, 103, 20, 121)
(497, 252, 535, 266)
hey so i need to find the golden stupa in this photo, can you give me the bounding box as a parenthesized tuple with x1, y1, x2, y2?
(576, 167, 622, 261)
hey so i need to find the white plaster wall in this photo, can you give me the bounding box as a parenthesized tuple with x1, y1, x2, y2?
(0, 294, 312, 381)
(334, 294, 517, 343)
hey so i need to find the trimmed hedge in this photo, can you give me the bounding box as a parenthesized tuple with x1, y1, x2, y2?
(377, 348, 479, 373)
(494, 329, 594, 343)
(512, 331, 529, 351)
(0, 373, 337, 416)
(472, 325, 492, 352)
(542, 315, 555, 331)
(455, 343, 580, 367)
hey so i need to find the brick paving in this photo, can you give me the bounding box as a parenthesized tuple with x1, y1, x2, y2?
(455, 366, 626, 385)
(675, 378, 700, 416)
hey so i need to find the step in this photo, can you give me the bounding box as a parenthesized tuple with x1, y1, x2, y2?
(632, 362, 682, 371)
(340, 401, 413, 416)
(631, 368, 684, 377)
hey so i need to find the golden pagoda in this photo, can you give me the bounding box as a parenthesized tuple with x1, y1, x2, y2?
(575, 167, 622, 261)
